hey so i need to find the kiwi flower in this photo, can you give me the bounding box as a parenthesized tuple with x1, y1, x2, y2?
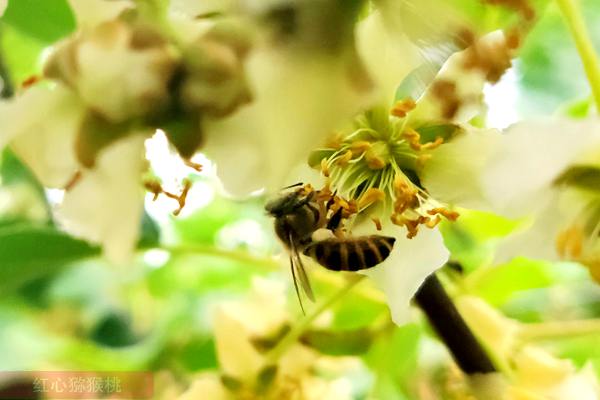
(423, 115, 600, 283)
(306, 25, 513, 324)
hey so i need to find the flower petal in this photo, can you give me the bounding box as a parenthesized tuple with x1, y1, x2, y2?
(204, 47, 373, 196)
(4, 85, 85, 188)
(57, 134, 147, 264)
(355, 11, 422, 105)
(421, 126, 502, 209)
(483, 118, 600, 217)
(359, 226, 449, 325)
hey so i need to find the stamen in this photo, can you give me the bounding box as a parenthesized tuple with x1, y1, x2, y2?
(64, 171, 82, 191)
(358, 188, 385, 209)
(320, 158, 330, 177)
(184, 159, 203, 172)
(391, 98, 416, 118)
(372, 217, 382, 231)
(335, 150, 353, 166)
(350, 140, 372, 156)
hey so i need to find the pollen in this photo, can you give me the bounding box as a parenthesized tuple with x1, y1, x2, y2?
(391, 98, 417, 118)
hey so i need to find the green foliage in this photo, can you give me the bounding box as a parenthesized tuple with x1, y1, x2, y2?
(517, 1, 600, 115)
(0, 0, 76, 84)
(0, 225, 98, 294)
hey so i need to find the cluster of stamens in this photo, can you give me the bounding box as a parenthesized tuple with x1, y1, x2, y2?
(313, 100, 459, 238)
(391, 176, 458, 238)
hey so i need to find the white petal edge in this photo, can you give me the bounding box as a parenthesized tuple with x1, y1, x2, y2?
(360, 226, 449, 325)
(6, 85, 84, 188)
(57, 133, 147, 264)
(483, 118, 600, 217)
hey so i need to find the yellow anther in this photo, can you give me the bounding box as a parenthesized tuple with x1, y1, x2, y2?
(425, 215, 442, 229)
(402, 127, 423, 151)
(428, 207, 460, 221)
(391, 98, 417, 118)
(350, 140, 372, 156)
(372, 218, 383, 231)
(365, 153, 386, 170)
(358, 188, 385, 209)
(320, 158, 330, 177)
(336, 150, 353, 166)
(422, 136, 445, 150)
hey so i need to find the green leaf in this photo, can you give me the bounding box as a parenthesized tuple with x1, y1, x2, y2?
(0, 225, 98, 294)
(467, 257, 556, 306)
(300, 328, 372, 356)
(365, 324, 422, 400)
(0, 24, 46, 86)
(137, 211, 160, 248)
(516, 1, 600, 115)
(2, 0, 76, 44)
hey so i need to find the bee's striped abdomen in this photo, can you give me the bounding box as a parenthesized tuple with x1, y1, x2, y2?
(303, 235, 395, 271)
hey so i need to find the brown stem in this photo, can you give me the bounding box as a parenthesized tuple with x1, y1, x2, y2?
(414, 273, 496, 374)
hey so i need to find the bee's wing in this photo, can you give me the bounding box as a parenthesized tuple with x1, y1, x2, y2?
(288, 233, 315, 306)
(289, 254, 306, 315)
(292, 245, 315, 302)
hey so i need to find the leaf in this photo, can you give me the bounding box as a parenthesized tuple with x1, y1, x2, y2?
(365, 323, 422, 400)
(137, 211, 160, 248)
(0, 24, 46, 86)
(300, 328, 372, 356)
(2, 0, 75, 44)
(516, 0, 600, 115)
(0, 225, 98, 294)
(467, 257, 556, 306)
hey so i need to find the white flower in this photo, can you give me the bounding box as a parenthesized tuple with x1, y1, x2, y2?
(45, 20, 177, 123)
(421, 117, 600, 269)
(57, 134, 148, 264)
(203, 45, 373, 196)
(177, 374, 231, 400)
(360, 225, 449, 325)
(0, 85, 85, 188)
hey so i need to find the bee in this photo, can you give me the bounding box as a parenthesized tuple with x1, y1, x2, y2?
(265, 184, 396, 311)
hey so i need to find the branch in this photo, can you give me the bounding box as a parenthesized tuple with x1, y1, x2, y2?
(414, 273, 496, 374)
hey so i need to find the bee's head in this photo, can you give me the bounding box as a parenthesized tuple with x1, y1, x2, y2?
(265, 189, 312, 217)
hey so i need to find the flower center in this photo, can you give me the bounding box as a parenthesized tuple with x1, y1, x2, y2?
(316, 102, 457, 238)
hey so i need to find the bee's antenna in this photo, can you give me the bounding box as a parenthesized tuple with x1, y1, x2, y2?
(282, 182, 303, 190)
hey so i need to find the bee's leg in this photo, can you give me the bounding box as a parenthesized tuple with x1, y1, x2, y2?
(326, 207, 343, 231)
